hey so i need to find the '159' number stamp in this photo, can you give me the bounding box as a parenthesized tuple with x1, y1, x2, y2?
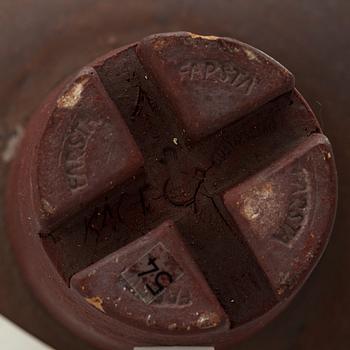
(121, 243, 184, 304)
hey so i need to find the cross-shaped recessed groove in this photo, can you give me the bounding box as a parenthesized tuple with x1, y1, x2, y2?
(37, 33, 335, 333)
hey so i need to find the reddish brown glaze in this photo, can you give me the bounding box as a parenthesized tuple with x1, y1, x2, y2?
(71, 220, 230, 333)
(137, 33, 294, 140)
(222, 134, 336, 297)
(37, 67, 143, 231)
(5, 32, 337, 350)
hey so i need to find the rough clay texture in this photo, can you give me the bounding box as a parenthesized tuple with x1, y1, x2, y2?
(0, 21, 340, 350)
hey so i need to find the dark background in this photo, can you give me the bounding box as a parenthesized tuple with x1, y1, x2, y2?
(0, 1, 349, 349)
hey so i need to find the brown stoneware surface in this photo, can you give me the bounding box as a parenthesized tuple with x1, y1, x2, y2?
(4, 32, 337, 349)
(70, 220, 230, 333)
(0, 1, 349, 350)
